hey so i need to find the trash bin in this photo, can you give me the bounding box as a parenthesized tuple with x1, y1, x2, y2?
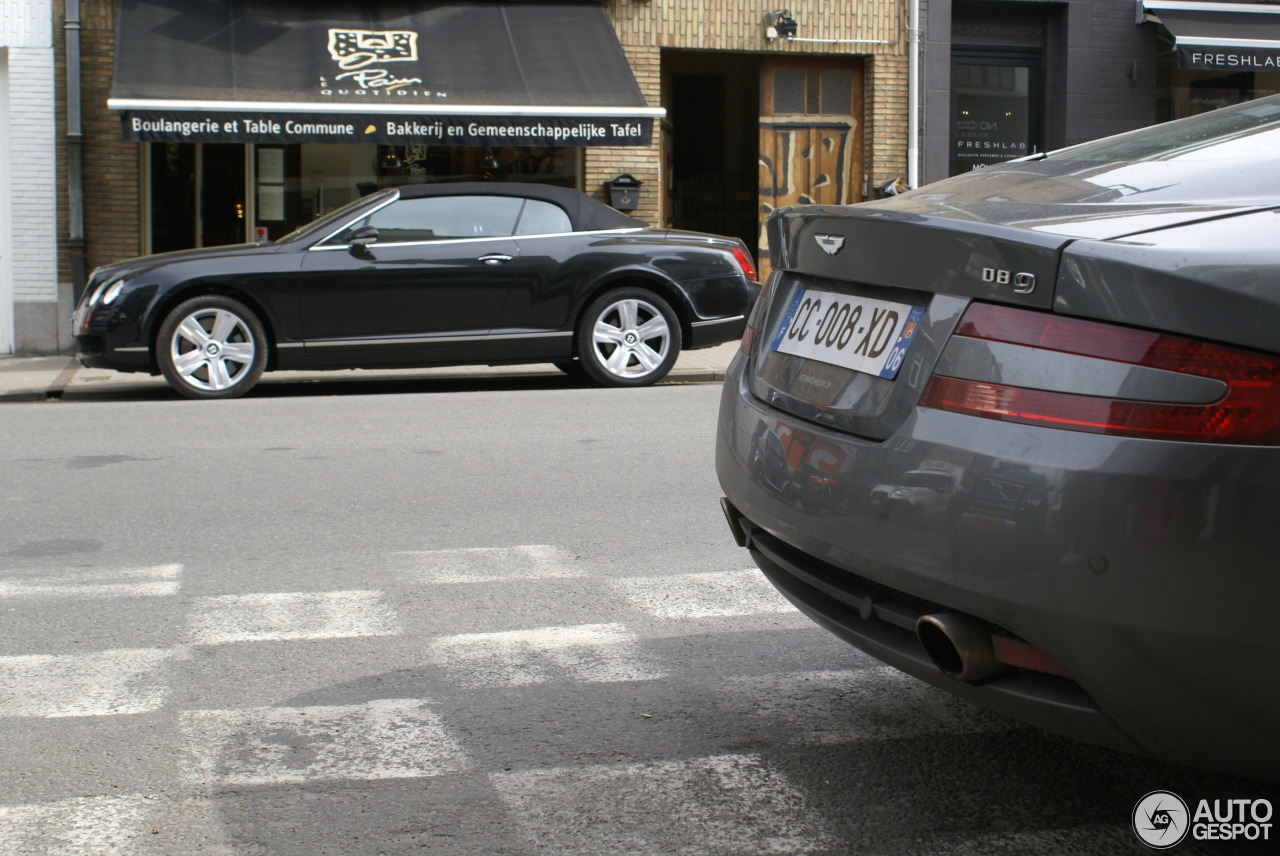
(608, 174, 641, 211)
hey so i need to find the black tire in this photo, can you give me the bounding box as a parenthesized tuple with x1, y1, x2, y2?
(552, 360, 589, 380)
(575, 287, 681, 387)
(156, 295, 267, 400)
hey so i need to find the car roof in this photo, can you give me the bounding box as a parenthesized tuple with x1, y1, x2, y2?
(394, 182, 647, 231)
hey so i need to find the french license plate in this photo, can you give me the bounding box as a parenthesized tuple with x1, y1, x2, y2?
(769, 288, 924, 379)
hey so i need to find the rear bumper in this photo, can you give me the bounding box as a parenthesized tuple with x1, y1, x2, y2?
(688, 314, 747, 349)
(724, 501, 1144, 755)
(715, 351, 1280, 780)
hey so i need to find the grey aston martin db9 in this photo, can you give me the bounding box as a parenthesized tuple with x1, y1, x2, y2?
(716, 96, 1280, 780)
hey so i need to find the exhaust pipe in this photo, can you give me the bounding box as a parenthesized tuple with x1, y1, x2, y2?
(916, 613, 1012, 682)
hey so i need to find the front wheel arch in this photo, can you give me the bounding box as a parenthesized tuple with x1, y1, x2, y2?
(154, 294, 268, 399)
(146, 284, 280, 375)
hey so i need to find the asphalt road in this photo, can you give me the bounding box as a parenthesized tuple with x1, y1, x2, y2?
(1, 378, 1276, 855)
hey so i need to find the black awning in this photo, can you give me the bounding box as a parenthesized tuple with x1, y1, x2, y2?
(110, 1, 662, 145)
(1142, 1, 1280, 71)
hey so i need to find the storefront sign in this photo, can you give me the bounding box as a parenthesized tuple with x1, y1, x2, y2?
(121, 112, 654, 147)
(1178, 46, 1280, 71)
(111, 4, 664, 148)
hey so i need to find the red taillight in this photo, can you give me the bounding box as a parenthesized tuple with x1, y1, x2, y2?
(731, 246, 758, 282)
(740, 277, 770, 356)
(920, 303, 1280, 445)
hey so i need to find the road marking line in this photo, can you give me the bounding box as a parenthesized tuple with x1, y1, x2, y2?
(612, 569, 795, 618)
(181, 698, 470, 785)
(0, 564, 181, 600)
(491, 753, 835, 856)
(0, 794, 155, 856)
(399, 544, 584, 582)
(726, 668, 1011, 742)
(188, 590, 399, 644)
(0, 649, 172, 718)
(0, 793, 230, 855)
(430, 622, 665, 686)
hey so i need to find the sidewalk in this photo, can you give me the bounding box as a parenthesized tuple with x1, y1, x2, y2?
(0, 341, 740, 402)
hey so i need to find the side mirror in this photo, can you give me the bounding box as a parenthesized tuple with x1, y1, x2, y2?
(349, 225, 379, 248)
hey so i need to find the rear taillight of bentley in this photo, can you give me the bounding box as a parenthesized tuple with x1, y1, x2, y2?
(920, 302, 1280, 445)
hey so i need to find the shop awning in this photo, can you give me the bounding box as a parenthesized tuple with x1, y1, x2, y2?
(1141, 0, 1280, 71)
(110, 1, 663, 146)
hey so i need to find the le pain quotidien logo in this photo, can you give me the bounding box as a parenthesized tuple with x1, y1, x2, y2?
(318, 28, 447, 100)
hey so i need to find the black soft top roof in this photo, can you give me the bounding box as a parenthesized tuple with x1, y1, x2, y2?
(396, 182, 646, 231)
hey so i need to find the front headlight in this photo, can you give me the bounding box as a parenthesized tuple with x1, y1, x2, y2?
(101, 279, 126, 305)
(85, 279, 109, 308)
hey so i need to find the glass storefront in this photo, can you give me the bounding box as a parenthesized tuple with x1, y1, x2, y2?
(950, 52, 1041, 176)
(146, 143, 581, 254)
(1156, 62, 1280, 123)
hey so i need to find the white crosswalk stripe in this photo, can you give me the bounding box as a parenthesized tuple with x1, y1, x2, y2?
(0, 794, 225, 856)
(612, 568, 795, 618)
(725, 668, 1008, 742)
(429, 622, 666, 686)
(0, 794, 158, 856)
(187, 589, 400, 644)
(0, 544, 1126, 854)
(180, 699, 471, 786)
(491, 753, 837, 856)
(399, 544, 583, 582)
(0, 648, 172, 718)
(0, 564, 181, 600)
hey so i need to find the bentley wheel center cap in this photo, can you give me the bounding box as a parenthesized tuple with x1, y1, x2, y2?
(205, 343, 221, 356)
(624, 332, 639, 346)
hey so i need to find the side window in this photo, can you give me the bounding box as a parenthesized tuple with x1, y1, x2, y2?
(328, 196, 523, 245)
(515, 199, 573, 235)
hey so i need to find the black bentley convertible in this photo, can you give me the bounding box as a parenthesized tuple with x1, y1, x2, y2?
(73, 183, 760, 399)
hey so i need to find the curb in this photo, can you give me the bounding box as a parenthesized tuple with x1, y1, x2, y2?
(44, 358, 82, 400)
(0, 361, 728, 403)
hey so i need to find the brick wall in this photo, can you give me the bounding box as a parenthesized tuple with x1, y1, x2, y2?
(1087, 0, 1158, 138)
(605, 0, 902, 52)
(597, 0, 909, 223)
(54, 0, 141, 287)
(585, 43, 663, 224)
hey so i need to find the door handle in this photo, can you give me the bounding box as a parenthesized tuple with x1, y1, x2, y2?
(479, 254, 514, 265)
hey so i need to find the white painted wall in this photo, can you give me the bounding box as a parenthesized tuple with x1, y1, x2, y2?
(0, 1, 57, 354)
(0, 49, 12, 353)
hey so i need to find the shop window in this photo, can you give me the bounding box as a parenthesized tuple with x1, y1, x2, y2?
(1157, 66, 1280, 122)
(147, 143, 581, 253)
(950, 51, 1042, 175)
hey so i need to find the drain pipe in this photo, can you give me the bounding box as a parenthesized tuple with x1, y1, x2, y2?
(907, 0, 921, 189)
(65, 0, 87, 302)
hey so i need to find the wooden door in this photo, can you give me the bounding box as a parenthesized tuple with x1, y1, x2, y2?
(759, 60, 864, 277)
